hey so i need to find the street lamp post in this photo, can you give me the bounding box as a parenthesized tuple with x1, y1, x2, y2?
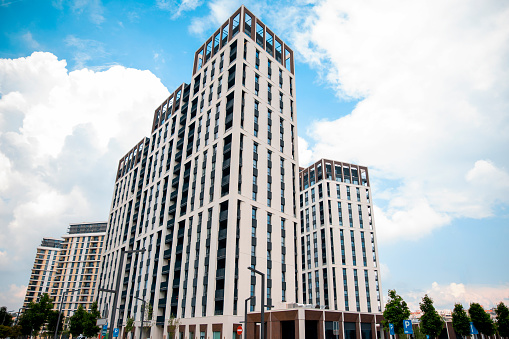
(133, 297, 146, 339)
(105, 248, 145, 339)
(15, 307, 25, 325)
(54, 289, 80, 339)
(243, 296, 255, 339)
(247, 267, 265, 339)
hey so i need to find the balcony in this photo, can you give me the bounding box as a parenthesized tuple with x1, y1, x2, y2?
(158, 297, 167, 307)
(216, 268, 225, 279)
(175, 244, 183, 254)
(163, 249, 172, 259)
(221, 175, 230, 186)
(177, 228, 185, 238)
(168, 203, 177, 215)
(218, 229, 227, 240)
(215, 289, 224, 300)
(161, 264, 170, 274)
(175, 150, 183, 162)
(217, 248, 226, 259)
(160, 281, 168, 291)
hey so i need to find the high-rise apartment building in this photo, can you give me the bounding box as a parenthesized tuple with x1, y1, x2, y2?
(99, 5, 299, 339)
(51, 222, 107, 317)
(297, 160, 382, 313)
(23, 238, 63, 309)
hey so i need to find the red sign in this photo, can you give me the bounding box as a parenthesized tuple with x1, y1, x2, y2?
(237, 326, 243, 335)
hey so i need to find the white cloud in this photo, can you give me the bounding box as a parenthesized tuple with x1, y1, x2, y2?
(64, 35, 108, 69)
(297, 136, 313, 168)
(0, 284, 27, 310)
(403, 282, 509, 311)
(0, 52, 169, 306)
(22, 32, 40, 49)
(188, 0, 240, 36)
(69, 0, 105, 25)
(288, 0, 509, 242)
(156, 0, 203, 19)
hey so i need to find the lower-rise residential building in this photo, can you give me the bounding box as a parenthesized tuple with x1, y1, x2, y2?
(22, 238, 63, 309)
(51, 222, 107, 317)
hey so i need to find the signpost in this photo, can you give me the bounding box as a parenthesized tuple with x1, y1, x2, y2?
(470, 322, 478, 335)
(113, 328, 119, 338)
(389, 324, 395, 336)
(97, 319, 108, 326)
(403, 320, 413, 335)
(237, 326, 243, 336)
(99, 324, 108, 339)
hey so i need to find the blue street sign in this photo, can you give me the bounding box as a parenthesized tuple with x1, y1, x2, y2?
(113, 328, 119, 337)
(470, 322, 478, 335)
(102, 325, 108, 331)
(427, 336, 430, 339)
(389, 323, 395, 335)
(403, 320, 413, 334)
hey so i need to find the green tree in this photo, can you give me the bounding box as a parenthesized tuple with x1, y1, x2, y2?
(82, 301, 101, 337)
(469, 303, 495, 336)
(495, 302, 509, 338)
(18, 294, 55, 336)
(383, 290, 411, 335)
(9, 324, 22, 337)
(452, 303, 471, 338)
(167, 315, 180, 339)
(46, 310, 64, 336)
(413, 325, 427, 339)
(69, 302, 101, 338)
(0, 307, 13, 326)
(69, 305, 87, 337)
(419, 295, 444, 338)
(0, 325, 11, 338)
(124, 318, 135, 339)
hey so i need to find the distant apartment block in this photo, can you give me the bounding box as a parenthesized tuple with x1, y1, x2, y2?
(23, 238, 63, 309)
(50, 222, 107, 317)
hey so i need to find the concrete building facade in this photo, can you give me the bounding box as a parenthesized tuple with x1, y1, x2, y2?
(98, 6, 384, 339)
(297, 160, 382, 313)
(23, 238, 63, 309)
(98, 6, 299, 339)
(51, 222, 107, 317)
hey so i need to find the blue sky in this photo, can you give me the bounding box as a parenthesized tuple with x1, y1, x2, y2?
(1, 0, 508, 311)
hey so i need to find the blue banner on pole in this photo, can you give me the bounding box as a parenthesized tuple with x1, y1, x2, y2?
(470, 322, 478, 335)
(389, 323, 395, 335)
(403, 320, 413, 334)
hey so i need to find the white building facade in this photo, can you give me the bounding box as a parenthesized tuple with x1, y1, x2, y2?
(99, 6, 299, 339)
(297, 160, 382, 313)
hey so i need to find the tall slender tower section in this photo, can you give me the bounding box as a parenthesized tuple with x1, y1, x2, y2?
(297, 160, 382, 313)
(99, 6, 298, 338)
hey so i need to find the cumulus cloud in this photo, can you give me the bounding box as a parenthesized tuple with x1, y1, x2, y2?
(288, 0, 509, 242)
(188, 0, 241, 36)
(0, 284, 27, 310)
(0, 52, 169, 309)
(156, 0, 203, 19)
(403, 282, 509, 310)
